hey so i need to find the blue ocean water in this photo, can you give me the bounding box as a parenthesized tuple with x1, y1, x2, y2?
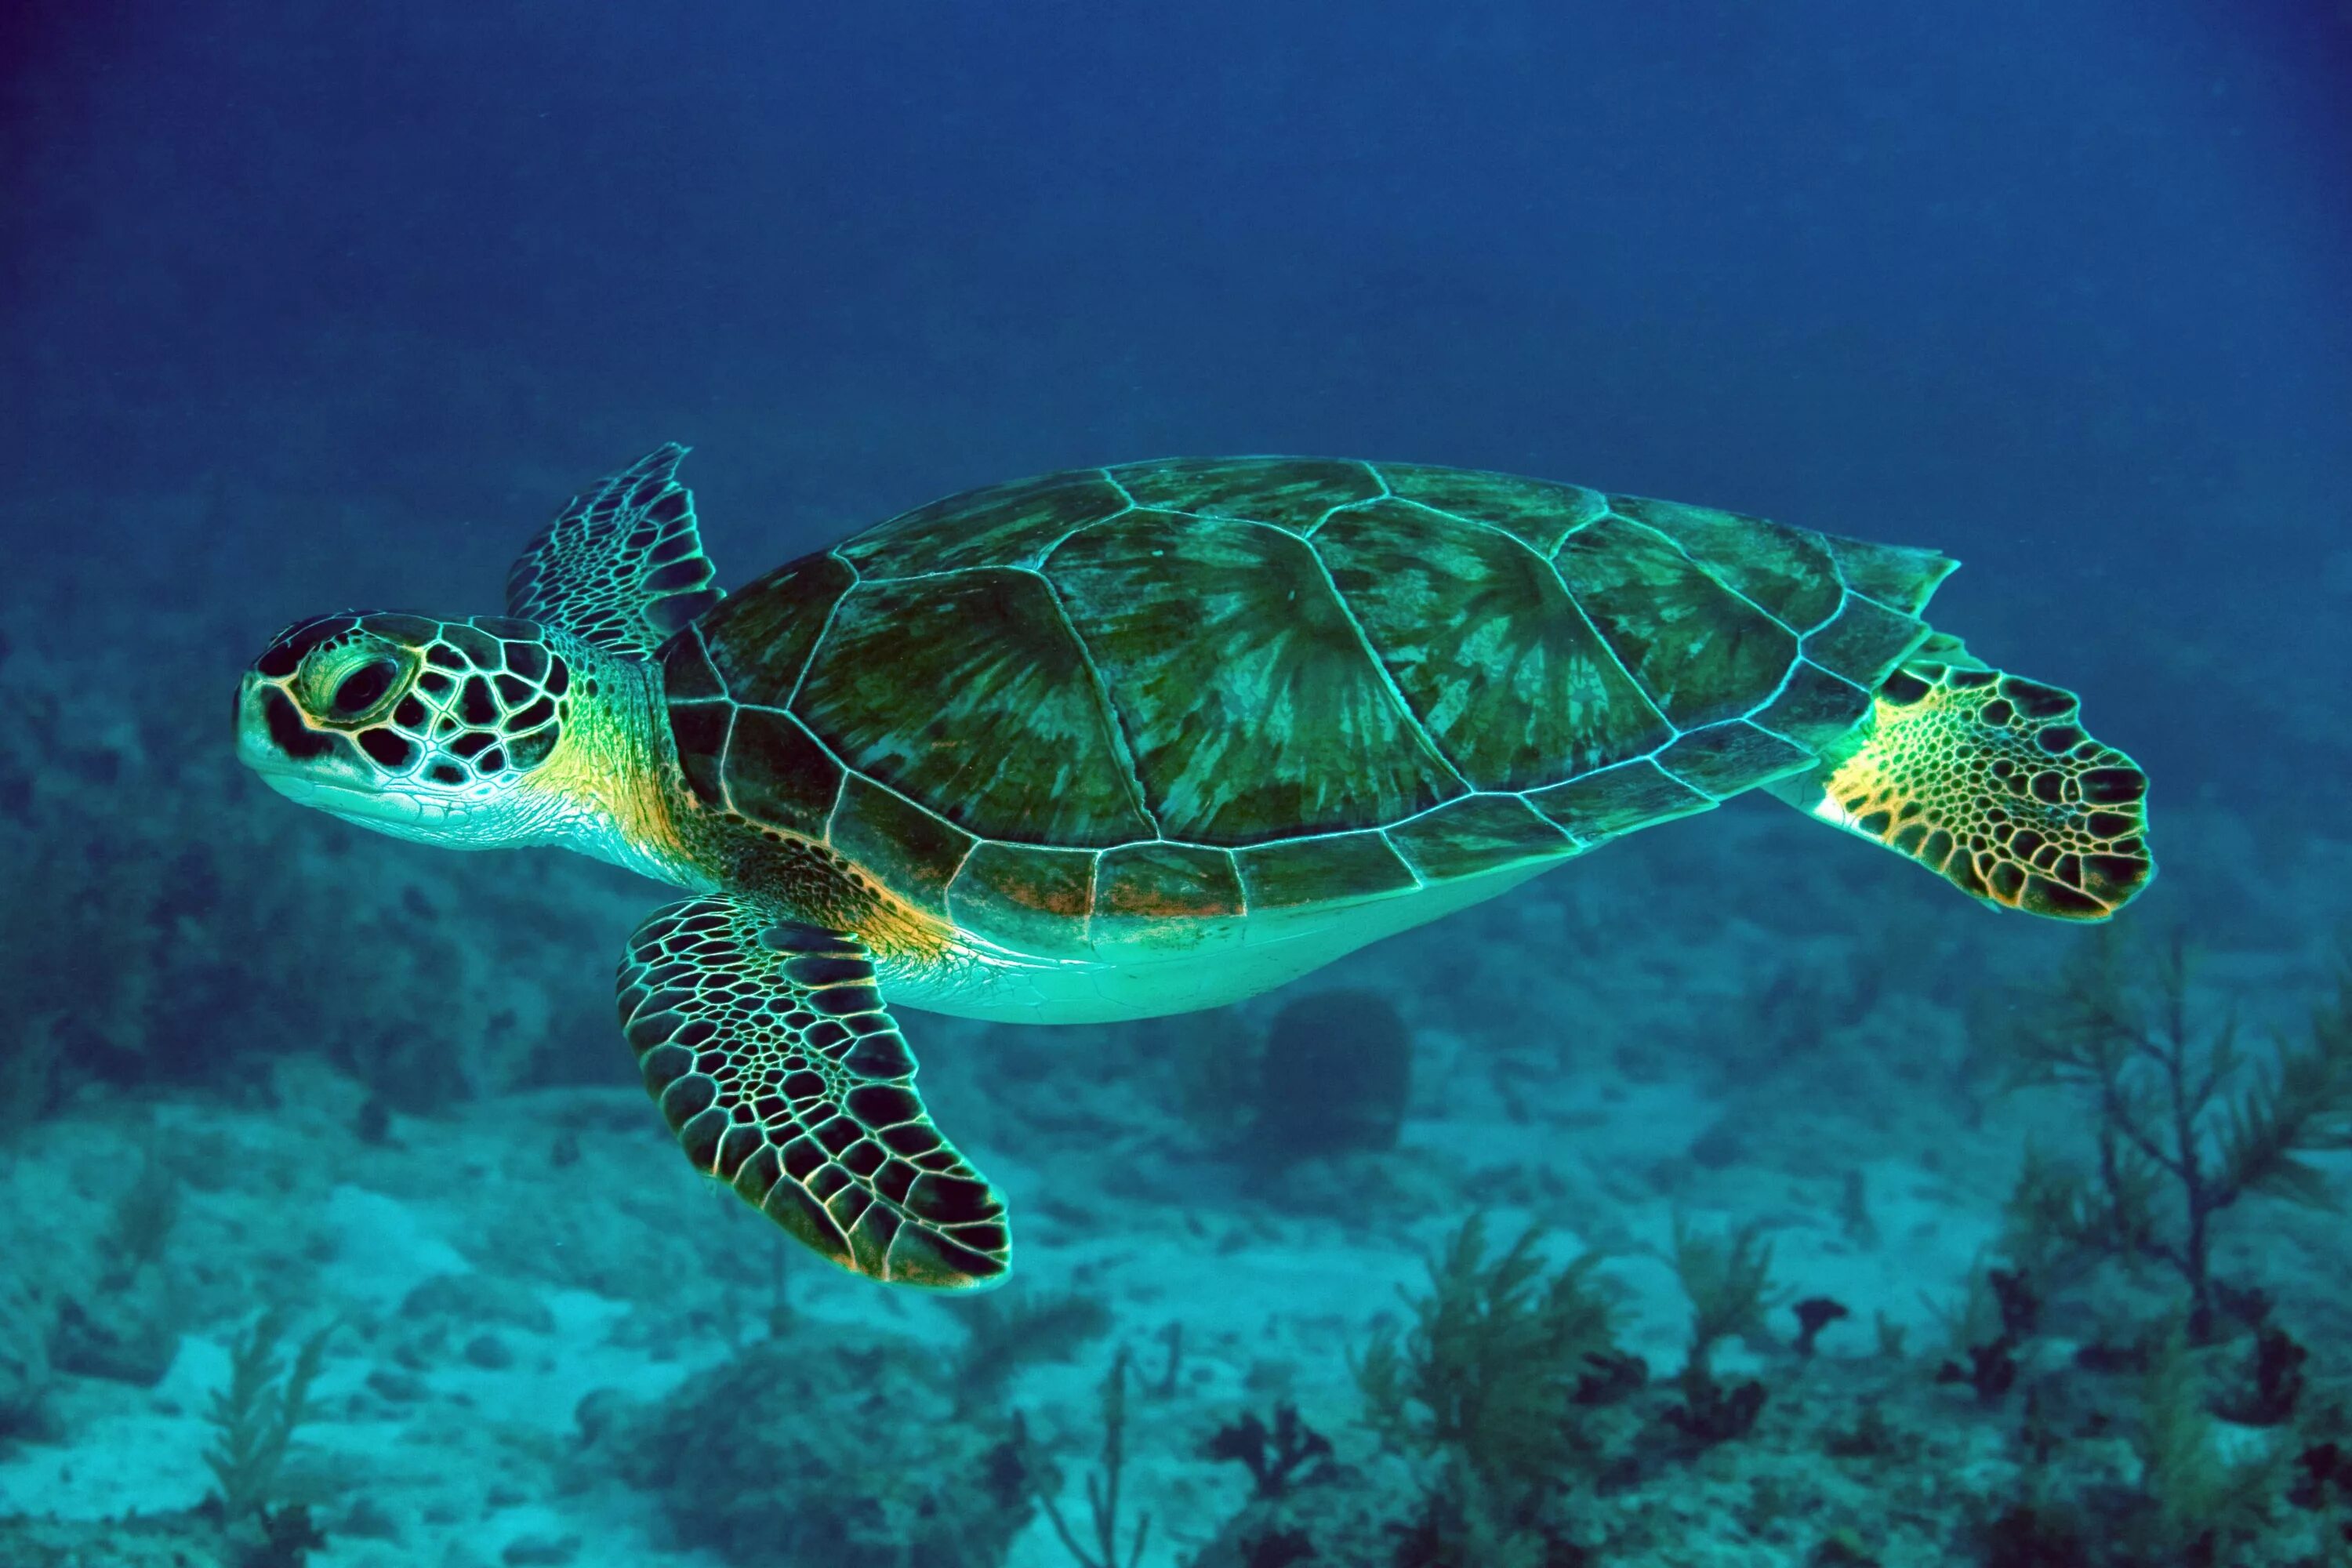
(3, 2, 2350, 1565)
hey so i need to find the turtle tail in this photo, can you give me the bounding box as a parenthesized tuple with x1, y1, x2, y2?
(1769, 641, 2153, 920)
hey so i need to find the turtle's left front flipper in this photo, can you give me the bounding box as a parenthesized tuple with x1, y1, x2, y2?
(506, 444, 724, 658)
(618, 895, 1011, 1288)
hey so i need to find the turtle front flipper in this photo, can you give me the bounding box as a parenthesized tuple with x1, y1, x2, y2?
(506, 444, 724, 659)
(618, 895, 1011, 1288)
(1771, 653, 2153, 920)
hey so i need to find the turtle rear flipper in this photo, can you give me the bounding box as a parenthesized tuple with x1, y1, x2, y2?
(619, 896, 1012, 1287)
(1771, 650, 2152, 920)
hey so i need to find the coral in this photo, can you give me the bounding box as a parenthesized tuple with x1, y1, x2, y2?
(1036, 1350, 1151, 1568)
(1669, 1214, 1777, 1374)
(0, 1298, 52, 1444)
(1933, 1266, 2038, 1406)
(2211, 1324, 2307, 1428)
(1236, 1526, 1316, 1568)
(1791, 1296, 1851, 1358)
(98, 1154, 183, 1290)
(2132, 1323, 2280, 1563)
(1980, 1503, 2092, 1568)
(0, 634, 643, 1127)
(203, 1312, 335, 1522)
(1998, 933, 2352, 1340)
(1149, 1320, 1183, 1397)
(946, 1287, 1112, 1416)
(1659, 1374, 1766, 1449)
(612, 1322, 1036, 1566)
(1253, 989, 1414, 1161)
(1355, 1215, 1620, 1562)
(1204, 1404, 1335, 1498)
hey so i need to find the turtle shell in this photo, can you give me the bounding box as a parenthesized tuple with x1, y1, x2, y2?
(659, 459, 1955, 957)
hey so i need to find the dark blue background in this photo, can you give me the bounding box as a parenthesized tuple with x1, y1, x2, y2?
(7, 0, 2349, 800)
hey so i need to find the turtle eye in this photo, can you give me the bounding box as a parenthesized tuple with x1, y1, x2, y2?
(327, 657, 401, 719)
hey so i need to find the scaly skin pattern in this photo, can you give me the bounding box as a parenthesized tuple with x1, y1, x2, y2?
(616, 900, 1009, 1286)
(657, 457, 2149, 1005)
(1801, 659, 2153, 917)
(237, 611, 696, 879)
(238, 448, 2155, 1289)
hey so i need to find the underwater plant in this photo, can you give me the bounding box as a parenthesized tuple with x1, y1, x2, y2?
(2132, 1322, 2280, 1563)
(1997, 933, 2352, 1340)
(946, 1286, 1113, 1416)
(1354, 1215, 1620, 1559)
(1204, 1403, 1337, 1499)
(1660, 1214, 1777, 1446)
(203, 1312, 335, 1523)
(1253, 989, 1415, 1161)
(614, 1322, 1037, 1566)
(1035, 1349, 1152, 1568)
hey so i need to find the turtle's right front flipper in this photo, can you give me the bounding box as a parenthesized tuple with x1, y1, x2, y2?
(1771, 652, 2153, 920)
(618, 895, 1011, 1288)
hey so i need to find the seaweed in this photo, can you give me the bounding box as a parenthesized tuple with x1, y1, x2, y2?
(1354, 1215, 1619, 1559)
(1998, 933, 2352, 1341)
(1204, 1404, 1335, 1498)
(1355, 1214, 1620, 1497)
(203, 1312, 334, 1522)
(1670, 1214, 1777, 1372)
(1791, 1296, 1850, 1359)
(2132, 1322, 2280, 1563)
(615, 1324, 1038, 1566)
(2211, 1324, 2307, 1428)
(1036, 1349, 1151, 1568)
(948, 1287, 1113, 1416)
(1658, 1215, 1776, 1448)
(98, 1153, 182, 1290)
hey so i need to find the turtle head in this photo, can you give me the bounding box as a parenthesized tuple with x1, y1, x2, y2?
(236, 612, 589, 848)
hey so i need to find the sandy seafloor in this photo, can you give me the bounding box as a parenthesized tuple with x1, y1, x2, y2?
(1, 485, 2349, 1568)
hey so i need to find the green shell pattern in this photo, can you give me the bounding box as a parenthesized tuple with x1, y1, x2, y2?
(659, 459, 1956, 958)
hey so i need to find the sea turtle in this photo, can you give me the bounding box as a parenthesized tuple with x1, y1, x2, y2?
(235, 447, 2152, 1287)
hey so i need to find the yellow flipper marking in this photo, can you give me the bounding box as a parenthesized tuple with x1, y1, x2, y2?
(1813, 662, 2152, 920)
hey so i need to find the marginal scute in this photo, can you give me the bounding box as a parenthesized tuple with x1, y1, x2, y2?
(722, 706, 843, 840)
(1047, 510, 1461, 844)
(1527, 758, 1715, 843)
(699, 551, 858, 704)
(1316, 499, 1671, 789)
(840, 469, 1128, 576)
(826, 773, 975, 916)
(1822, 532, 1958, 615)
(1109, 456, 1384, 534)
(1556, 517, 1798, 730)
(1385, 794, 1577, 881)
(794, 569, 1152, 848)
(1234, 831, 1417, 909)
(1656, 721, 1817, 798)
(948, 841, 1101, 957)
(1802, 594, 1933, 690)
(1375, 463, 1607, 555)
(1607, 495, 1843, 631)
(1093, 841, 1245, 921)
